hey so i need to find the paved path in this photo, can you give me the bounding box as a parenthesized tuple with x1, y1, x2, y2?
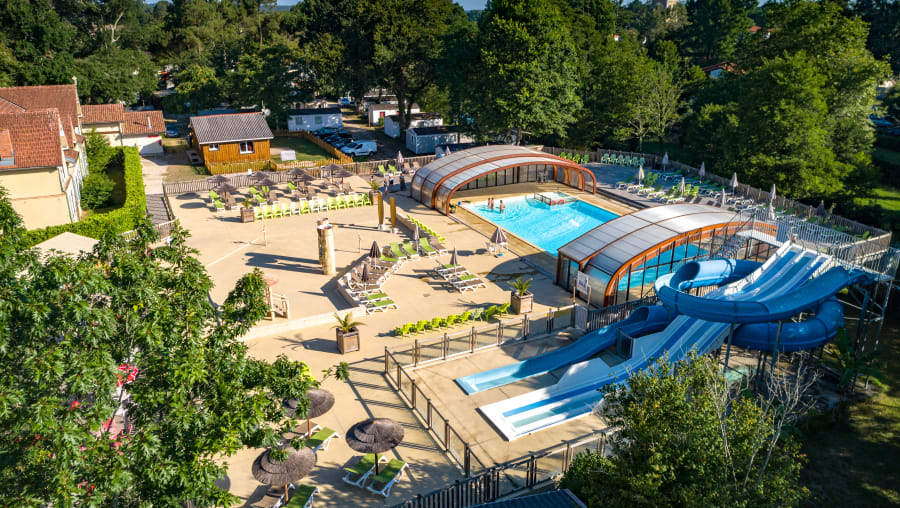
(140, 155, 168, 195)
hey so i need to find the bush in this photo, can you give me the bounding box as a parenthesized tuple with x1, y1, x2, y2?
(24, 147, 147, 247)
(81, 171, 116, 209)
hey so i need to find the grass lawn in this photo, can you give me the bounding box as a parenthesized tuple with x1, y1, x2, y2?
(270, 136, 332, 162)
(164, 163, 209, 183)
(163, 137, 189, 153)
(84, 157, 127, 216)
(800, 306, 900, 506)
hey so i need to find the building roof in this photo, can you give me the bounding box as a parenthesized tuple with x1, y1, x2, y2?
(411, 145, 596, 213)
(287, 106, 342, 116)
(0, 129, 12, 159)
(409, 126, 457, 136)
(0, 110, 63, 170)
(370, 103, 418, 111)
(0, 85, 80, 146)
(189, 112, 273, 144)
(123, 110, 164, 135)
(558, 203, 736, 274)
(34, 232, 99, 258)
(387, 112, 442, 122)
(471, 489, 586, 508)
(82, 103, 125, 124)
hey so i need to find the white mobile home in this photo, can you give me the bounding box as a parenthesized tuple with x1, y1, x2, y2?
(406, 126, 460, 155)
(384, 113, 443, 138)
(286, 107, 342, 132)
(368, 103, 419, 126)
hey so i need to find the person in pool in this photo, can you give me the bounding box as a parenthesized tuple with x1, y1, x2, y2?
(499, 200, 505, 213)
(488, 197, 494, 210)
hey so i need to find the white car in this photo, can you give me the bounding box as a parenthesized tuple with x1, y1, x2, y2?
(341, 140, 377, 156)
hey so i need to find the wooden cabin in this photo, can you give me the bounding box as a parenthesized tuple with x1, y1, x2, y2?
(189, 112, 273, 164)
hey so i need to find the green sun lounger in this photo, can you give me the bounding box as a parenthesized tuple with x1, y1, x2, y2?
(342, 453, 389, 488)
(390, 243, 408, 261)
(401, 242, 419, 259)
(366, 458, 409, 497)
(418, 238, 438, 256)
(305, 427, 340, 453)
(283, 485, 317, 508)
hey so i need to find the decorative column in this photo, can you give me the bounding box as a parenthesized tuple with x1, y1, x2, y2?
(316, 217, 336, 275)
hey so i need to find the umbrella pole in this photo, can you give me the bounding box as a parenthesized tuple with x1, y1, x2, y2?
(284, 483, 290, 502)
(375, 452, 379, 475)
(307, 417, 312, 437)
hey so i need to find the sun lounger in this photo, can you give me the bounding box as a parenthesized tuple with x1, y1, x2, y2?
(366, 458, 409, 497)
(401, 242, 419, 259)
(251, 485, 288, 508)
(429, 237, 449, 255)
(363, 292, 392, 303)
(343, 454, 389, 488)
(454, 277, 487, 292)
(283, 485, 317, 508)
(366, 298, 398, 314)
(418, 238, 438, 257)
(389, 243, 408, 262)
(306, 427, 340, 453)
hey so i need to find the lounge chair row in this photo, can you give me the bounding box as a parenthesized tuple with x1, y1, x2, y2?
(434, 262, 487, 292)
(252, 483, 318, 508)
(601, 153, 645, 166)
(405, 215, 446, 243)
(393, 303, 511, 336)
(559, 152, 589, 164)
(343, 454, 409, 497)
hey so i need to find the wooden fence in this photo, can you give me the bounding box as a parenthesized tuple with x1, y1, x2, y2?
(541, 146, 890, 246)
(271, 129, 354, 164)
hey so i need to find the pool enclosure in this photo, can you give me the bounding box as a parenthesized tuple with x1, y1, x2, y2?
(410, 145, 597, 213)
(557, 204, 762, 307)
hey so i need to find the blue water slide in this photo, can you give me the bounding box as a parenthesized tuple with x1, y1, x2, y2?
(455, 305, 671, 394)
(731, 298, 844, 352)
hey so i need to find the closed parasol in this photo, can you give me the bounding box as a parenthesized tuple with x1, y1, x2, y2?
(449, 246, 459, 266)
(636, 165, 644, 185)
(369, 241, 381, 261)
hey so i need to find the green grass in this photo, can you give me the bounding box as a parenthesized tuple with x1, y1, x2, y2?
(270, 136, 332, 162)
(164, 164, 209, 183)
(85, 158, 127, 216)
(162, 137, 189, 153)
(800, 307, 900, 506)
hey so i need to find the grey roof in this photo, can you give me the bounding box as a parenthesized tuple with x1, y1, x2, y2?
(471, 489, 586, 508)
(287, 107, 342, 116)
(386, 112, 442, 122)
(371, 103, 417, 111)
(409, 126, 458, 136)
(189, 112, 273, 145)
(558, 203, 736, 274)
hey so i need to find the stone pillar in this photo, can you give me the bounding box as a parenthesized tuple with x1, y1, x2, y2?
(316, 217, 336, 275)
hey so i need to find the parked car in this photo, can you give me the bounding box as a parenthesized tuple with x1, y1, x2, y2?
(165, 126, 180, 137)
(314, 127, 342, 137)
(332, 138, 354, 149)
(341, 140, 377, 156)
(339, 97, 355, 106)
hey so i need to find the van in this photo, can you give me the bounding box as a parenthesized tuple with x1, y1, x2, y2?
(341, 140, 377, 156)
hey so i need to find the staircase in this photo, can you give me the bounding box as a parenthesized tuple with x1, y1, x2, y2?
(145, 194, 170, 224)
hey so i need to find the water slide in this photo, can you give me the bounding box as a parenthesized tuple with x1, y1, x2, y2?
(455, 306, 671, 395)
(478, 243, 836, 440)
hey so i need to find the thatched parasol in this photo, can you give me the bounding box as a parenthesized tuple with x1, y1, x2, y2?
(449, 246, 459, 266)
(323, 163, 342, 182)
(249, 171, 272, 181)
(251, 444, 316, 502)
(396, 151, 404, 165)
(345, 418, 404, 474)
(256, 177, 277, 188)
(213, 183, 238, 194)
(767, 201, 776, 221)
(334, 169, 355, 187)
(729, 172, 738, 190)
(720, 188, 727, 208)
(293, 172, 316, 183)
(284, 389, 335, 437)
(369, 241, 381, 261)
(207, 174, 230, 184)
(678, 177, 685, 196)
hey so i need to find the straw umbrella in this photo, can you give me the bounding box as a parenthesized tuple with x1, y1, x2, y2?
(283, 388, 335, 437)
(334, 169, 354, 189)
(720, 188, 727, 208)
(214, 182, 237, 194)
(249, 170, 272, 182)
(636, 165, 645, 185)
(450, 246, 459, 266)
(369, 241, 381, 261)
(346, 418, 404, 475)
(252, 444, 316, 502)
(324, 163, 342, 182)
(767, 201, 776, 221)
(207, 174, 230, 184)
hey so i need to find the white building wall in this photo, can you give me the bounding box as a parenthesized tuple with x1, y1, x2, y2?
(287, 113, 342, 132)
(122, 134, 164, 155)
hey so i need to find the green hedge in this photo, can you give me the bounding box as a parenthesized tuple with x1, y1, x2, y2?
(24, 147, 147, 247)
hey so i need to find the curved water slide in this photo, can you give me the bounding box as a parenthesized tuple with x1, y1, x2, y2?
(479, 243, 830, 441)
(455, 305, 672, 395)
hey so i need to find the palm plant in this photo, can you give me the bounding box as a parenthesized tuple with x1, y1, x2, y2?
(511, 277, 532, 296)
(333, 312, 364, 332)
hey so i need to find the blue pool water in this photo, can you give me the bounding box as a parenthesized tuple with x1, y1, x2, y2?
(463, 195, 618, 254)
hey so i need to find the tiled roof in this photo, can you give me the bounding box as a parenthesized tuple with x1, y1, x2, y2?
(82, 103, 125, 124)
(189, 112, 273, 144)
(0, 110, 63, 170)
(0, 85, 80, 146)
(123, 110, 164, 135)
(0, 129, 12, 159)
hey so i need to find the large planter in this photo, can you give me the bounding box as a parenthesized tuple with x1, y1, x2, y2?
(336, 327, 360, 354)
(240, 207, 255, 223)
(511, 291, 533, 315)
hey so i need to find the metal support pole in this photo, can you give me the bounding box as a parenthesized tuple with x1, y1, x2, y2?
(723, 323, 734, 372)
(771, 321, 783, 370)
(854, 290, 870, 351)
(464, 445, 471, 477)
(411, 380, 417, 408)
(384, 347, 389, 374)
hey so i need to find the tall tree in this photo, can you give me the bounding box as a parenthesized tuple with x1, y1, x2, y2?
(680, 0, 754, 63)
(644, 62, 684, 145)
(231, 42, 299, 128)
(0, 195, 343, 505)
(474, 0, 582, 141)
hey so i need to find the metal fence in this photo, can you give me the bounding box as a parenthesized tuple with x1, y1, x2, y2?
(585, 296, 659, 331)
(120, 220, 177, 241)
(391, 431, 610, 508)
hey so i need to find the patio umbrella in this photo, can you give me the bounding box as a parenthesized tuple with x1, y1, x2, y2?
(721, 188, 727, 208)
(360, 264, 370, 284)
(413, 225, 420, 242)
(249, 170, 272, 181)
(444, 146, 451, 156)
(817, 200, 827, 216)
(767, 201, 776, 221)
(661, 152, 669, 169)
(207, 174, 229, 184)
(334, 169, 355, 187)
(729, 172, 738, 191)
(636, 165, 645, 185)
(345, 418, 404, 475)
(283, 388, 335, 437)
(491, 227, 508, 245)
(287, 167, 311, 178)
(252, 444, 316, 502)
(324, 163, 342, 182)
(678, 176, 685, 195)
(396, 151, 404, 165)
(292, 172, 316, 183)
(369, 241, 381, 261)
(698, 162, 705, 179)
(770, 183, 777, 203)
(256, 177, 277, 189)
(450, 246, 459, 266)
(213, 183, 237, 194)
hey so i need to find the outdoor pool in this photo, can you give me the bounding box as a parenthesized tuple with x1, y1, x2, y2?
(463, 194, 618, 254)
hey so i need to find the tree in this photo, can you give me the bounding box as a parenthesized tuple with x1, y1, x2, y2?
(75, 48, 158, 104)
(680, 0, 754, 63)
(231, 43, 299, 129)
(559, 353, 810, 507)
(0, 195, 341, 505)
(473, 0, 582, 141)
(163, 64, 225, 114)
(0, 0, 77, 85)
(644, 63, 683, 144)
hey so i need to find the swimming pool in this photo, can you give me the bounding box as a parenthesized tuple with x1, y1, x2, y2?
(463, 195, 618, 254)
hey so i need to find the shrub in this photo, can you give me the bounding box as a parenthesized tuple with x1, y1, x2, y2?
(85, 130, 115, 171)
(24, 147, 147, 247)
(81, 171, 116, 209)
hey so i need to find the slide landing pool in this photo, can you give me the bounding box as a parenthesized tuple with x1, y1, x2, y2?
(470, 243, 869, 441)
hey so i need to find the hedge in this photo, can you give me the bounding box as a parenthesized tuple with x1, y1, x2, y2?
(24, 147, 147, 247)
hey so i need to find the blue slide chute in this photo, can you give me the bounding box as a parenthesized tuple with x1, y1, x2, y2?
(455, 305, 671, 394)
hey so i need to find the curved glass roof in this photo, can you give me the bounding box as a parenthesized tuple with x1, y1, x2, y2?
(558, 203, 737, 275)
(411, 145, 596, 212)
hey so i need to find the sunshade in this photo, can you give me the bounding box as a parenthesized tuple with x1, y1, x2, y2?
(730, 172, 738, 189)
(345, 418, 404, 474)
(214, 183, 237, 194)
(767, 201, 776, 221)
(770, 183, 776, 202)
(413, 225, 419, 242)
(678, 177, 685, 195)
(491, 227, 508, 244)
(369, 241, 381, 260)
(698, 162, 705, 178)
(207, 174, 230, 184)
(251, 445, 316, 501)
(661, 152, 669, 166)
(449, 247, 459, 266)
(249, 171, 272, 181)
(636, 165, 644, 184)
(396, 151, 404, 165)
(721, 188, 727, 208)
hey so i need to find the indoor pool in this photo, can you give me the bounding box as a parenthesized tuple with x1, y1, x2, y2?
(463, 195, 618, 254)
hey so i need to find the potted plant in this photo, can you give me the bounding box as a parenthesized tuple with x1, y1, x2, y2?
(510, 277, 533, 314)
(368, 178, 380, 200)
(333, 312, 363, 354)
(240, 200, 255, 223)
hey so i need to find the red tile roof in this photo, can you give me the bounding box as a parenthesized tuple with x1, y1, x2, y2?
(0, 85, 81, 146)
(122, 110, 164, 135)
(82, 103, 124, 124)
(0, 110, 63, 170)
(0, 129, 12, 159)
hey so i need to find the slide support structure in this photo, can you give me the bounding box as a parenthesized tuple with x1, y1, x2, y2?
(723, 323, 734, 371)
(771, 321, 783, 369)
